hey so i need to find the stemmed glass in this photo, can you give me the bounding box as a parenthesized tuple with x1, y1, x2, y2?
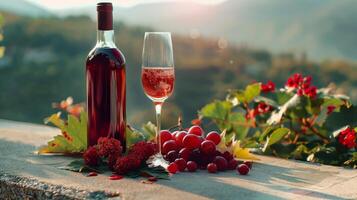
(141, 32, 175, 167)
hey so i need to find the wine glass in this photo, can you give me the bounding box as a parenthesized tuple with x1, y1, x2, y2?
(141, 32, 175, 167)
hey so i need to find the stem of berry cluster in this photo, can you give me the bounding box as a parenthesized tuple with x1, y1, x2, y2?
(301, 117, 329, 144)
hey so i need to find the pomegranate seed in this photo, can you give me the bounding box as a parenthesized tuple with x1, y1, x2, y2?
(187, 161, 198, 172)
(206, 131, 221, 145)
(167, 162, 178, 174)
(237, 164, 250, 175)
(200, 140, 216, 155)
(188, 125, 204, 136)
(207, 163, 217, 173)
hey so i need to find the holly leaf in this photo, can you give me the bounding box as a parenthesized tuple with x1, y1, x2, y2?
(262, 128, 290, 152)
(244, 83, 261, 103)
(268, 94, 300, 125)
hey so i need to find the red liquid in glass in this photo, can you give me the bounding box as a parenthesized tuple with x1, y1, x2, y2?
(141, 67, 175, 101)
(86, 47, 126, 149)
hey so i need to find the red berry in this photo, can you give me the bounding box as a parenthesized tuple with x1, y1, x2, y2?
(175, 131, 188, 148)
(222, 151, 233, 161)
(182, 134, 201, 149)
(213, 156, 228, 171)
(227, 159, 238, 170)
(165, 150, 178, 162)
(188, 125, 204, 136)
(200, 140, 216, 155)
(171, 131, 179, 138)
(162, 140, 177, 154)
(187, 161, 198, 172)
(167, 162, 178, 174)
(237, 164, 250, 175)
(243, 161, 252, 169)
(214, 150, 223, 157)
(174, 158, 187, 172)
(207, 163, 217, 173)
(179, 148, 191, 161)
(206, 131, 221, 145)
(160, 130, 173, 145)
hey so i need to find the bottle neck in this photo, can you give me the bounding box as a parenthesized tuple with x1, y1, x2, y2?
(96, 30, 116, 48)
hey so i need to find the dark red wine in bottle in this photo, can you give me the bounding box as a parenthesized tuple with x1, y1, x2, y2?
(86, 2, 126, 151)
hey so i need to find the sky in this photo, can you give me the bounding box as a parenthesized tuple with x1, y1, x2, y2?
(26, 0, 227, 10)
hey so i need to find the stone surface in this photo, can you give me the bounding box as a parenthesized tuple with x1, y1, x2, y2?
(0, 119, 357, 200)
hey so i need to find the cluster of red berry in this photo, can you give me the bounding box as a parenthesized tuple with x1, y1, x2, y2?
(285, 73, 317, 98)
(83, 137, 157, 174)
(338, 127, 356, 149)
(246, 102, 273, 120)
(261, 80, 275, 93)
(161, 126, 252, 175)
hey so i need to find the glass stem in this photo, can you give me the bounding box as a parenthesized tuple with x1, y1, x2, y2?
(155, 102, 163, 154)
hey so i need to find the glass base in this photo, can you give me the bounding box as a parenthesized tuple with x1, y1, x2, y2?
(146, 153, 169, 168)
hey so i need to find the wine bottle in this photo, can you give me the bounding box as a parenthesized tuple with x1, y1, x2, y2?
(86, 2, 126, 151)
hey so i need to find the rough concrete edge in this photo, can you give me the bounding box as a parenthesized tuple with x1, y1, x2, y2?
(0, 171, 121, 200)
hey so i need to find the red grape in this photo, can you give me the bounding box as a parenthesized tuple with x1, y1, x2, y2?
(206, 131, 221, 145)
(167, 162, 178, 174)
(243, 161, 253, 169)
(160, 130, 173, 145)
(222, 151, 233, 161)
(188, 125, 204, 136)
(200, 140, 216, 155)
(179, 148, 191, 161)
(165, 150, 178, 162)
(213, 156, 228, 171)
(174, 158, 187, 172)
(162, 140, 177, 154)
(207, 163, 217, 173)
(182, 134, 201, 149)
(227, 159, 238, 170)
(187, 161, 198, 172)
(237, 164, 250, 175)
(175, 131, 187, 147)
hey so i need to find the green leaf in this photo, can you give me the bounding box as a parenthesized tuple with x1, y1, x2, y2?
(141, 121, 156, 141)
(322, 97, 344, 107)
(354, 127, 357, 132)
(244, 83, 261, 103)
(324, 105, 357, 132)
(315, 107, 328, 127)
(126, 125, 146, 148)
(59, 160, 108, 173)
(229, 112, 249, 139)
(200, 100, 231, 120)
(267, 128, 290, 146)
(259, 127, 274, 142)
(268, 94, 300, 125)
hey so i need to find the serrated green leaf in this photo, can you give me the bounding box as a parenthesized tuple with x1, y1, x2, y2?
(244, 83, 261, 103)
(267, 128, 290, 146)
(142, 121, 157, 141)
(126, 125, 146, 148)
(200, 100, 231, 120)
(229, 112, 249, 139)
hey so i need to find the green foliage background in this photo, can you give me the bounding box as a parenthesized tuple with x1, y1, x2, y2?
(0, 12, 356, 129)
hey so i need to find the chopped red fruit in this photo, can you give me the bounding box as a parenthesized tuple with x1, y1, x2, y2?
(237, 164, 250, 175)
(213, 156, 228, 171)
(207, 163, 217, 173)
(174, 158, 187, 172)
(188, 125, 204, 136)
(87, 172, 98, 177)
(162, 140, 178, 154)
(109, 175, 124, 180)
(187, 161, 198, 172)
(160, 130, 173, 145)
(182, 134, 202, 149)
(167, 162, 178, 174)
(200, 140, 216, 155)
(206, 131, 221, 145)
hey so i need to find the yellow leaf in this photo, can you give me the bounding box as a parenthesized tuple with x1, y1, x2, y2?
(232, 140, 260, 161)
(216, 129, 233, 153)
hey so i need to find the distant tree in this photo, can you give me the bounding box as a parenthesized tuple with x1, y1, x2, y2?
(0, 14, 4, 58)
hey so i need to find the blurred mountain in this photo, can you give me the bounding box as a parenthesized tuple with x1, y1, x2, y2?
(56, 0, 357, 61)
(0, 0, 51, 17)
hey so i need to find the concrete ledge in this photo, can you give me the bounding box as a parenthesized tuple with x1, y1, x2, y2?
(0, 119, 357, 200)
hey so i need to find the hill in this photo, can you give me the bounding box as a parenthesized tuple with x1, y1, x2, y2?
(0, 13, 356, 128)
(0, 0, 51, 17)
